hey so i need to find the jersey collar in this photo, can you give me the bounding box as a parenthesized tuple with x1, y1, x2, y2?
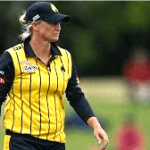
(24, 38, 62, 58)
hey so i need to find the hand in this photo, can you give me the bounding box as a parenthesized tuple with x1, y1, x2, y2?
(94, 125, 109, 150)
(87, 117, 109, 150)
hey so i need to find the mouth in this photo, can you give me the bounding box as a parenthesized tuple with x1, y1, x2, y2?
(55, 33, 60, 35)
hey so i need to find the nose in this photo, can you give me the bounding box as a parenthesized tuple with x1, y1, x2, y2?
(56, 23, 61, 31)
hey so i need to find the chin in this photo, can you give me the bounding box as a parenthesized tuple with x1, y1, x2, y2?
(45, 39, 59, 43)
(50, 38, 59, 43)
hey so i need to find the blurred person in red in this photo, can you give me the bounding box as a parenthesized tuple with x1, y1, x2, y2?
(123, 47, 150, 103)
(113, 116, 146, 150)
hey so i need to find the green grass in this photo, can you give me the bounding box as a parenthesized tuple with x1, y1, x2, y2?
(65, 99, 150, 150)
(0, 123, 4, 150)
(0, 77, 150, 150)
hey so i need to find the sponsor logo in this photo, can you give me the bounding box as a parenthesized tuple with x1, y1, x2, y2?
(0, 71, 4, 75)
(33, 14, 40, 21)
(23, 64, 37, 73)
(0, 78, 5, 84)
(21, 61, 31, 65)
(50, 3, 59, 13)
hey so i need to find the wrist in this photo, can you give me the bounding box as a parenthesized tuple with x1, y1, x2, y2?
(87, 117, 101, 129)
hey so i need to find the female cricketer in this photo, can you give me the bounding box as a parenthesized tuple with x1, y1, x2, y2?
(0, 1, 109, 150)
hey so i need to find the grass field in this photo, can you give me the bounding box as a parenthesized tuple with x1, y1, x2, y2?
(0, 119, 4, 150)
(0, 76, 150, 150)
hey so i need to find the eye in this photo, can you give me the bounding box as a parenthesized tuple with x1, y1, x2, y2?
(46, 21, 60, 26)
(50, 22, 60, 26)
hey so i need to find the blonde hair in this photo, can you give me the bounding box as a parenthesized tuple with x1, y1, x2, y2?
(19, 11, 32, 41)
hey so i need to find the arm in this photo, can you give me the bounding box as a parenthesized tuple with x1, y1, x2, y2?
(0, 52, 14, 116)
(87, 117, 109, 149)
(66, 61, 94, 123)
(66, 60, 109, 149)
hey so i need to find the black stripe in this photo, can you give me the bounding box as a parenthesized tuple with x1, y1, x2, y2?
(60, 57, 65, 95)
(36, 59, 42, 137)
(59, 57, 65, 142)
(29, 73, 33, 134)
(17, 47, 24, 133)
(16, 47, 23, 133)
(11, 83, 15, 130)
(65, 51, 70, 76)
(53, 60, 59, 141)
(46, 66, 51, 140)
(28, 58, 33, 135)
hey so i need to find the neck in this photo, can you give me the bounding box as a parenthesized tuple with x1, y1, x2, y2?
(29, 36, 51, 59)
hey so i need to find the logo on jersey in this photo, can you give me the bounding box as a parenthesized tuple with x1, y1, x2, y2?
(21, 61, 31, 65)
(0, 71, 4, 75)
(14, 45, 22, 50)
(0, 78, 5, 84)
(23, 64, 37, 73)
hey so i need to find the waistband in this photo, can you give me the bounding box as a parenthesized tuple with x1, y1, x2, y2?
(6, 129, 34, 139)
(5, 130, 65, 147)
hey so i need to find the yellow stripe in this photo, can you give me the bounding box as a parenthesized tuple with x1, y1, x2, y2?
(3, 135, 11, 150)
(53, 59, 59, 141)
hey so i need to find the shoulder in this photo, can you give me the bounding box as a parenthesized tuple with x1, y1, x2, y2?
(5, 43, 24, 53)
(0, 43, 24, 64)
(5, 43, 25, 61)
(0, 51, 13, 68)
(0, 47, 14, 62)
(58, 46, 71, 57)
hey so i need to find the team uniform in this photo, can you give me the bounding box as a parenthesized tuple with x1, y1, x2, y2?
(0, 38, 95, 150)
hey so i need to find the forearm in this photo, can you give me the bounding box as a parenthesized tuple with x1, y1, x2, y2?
(69, 93, 95, 123)
(87, 116, 101, 128)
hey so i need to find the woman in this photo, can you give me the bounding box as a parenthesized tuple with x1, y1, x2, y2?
(0, 2, 109, 150)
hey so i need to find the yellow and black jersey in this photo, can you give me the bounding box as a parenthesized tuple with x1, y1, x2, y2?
(0, 39, 94, 143)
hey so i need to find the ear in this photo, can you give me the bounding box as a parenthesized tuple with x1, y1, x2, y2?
(32, 21, 40, 31)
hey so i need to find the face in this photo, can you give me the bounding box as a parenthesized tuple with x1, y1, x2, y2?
(33, 21, 61, 42)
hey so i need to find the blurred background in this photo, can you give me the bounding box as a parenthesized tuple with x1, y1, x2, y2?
(1, 1, 150, 150)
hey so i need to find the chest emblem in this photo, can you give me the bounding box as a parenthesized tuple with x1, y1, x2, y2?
(21, 61, 37, 73)
(23, 64, 37, 73)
